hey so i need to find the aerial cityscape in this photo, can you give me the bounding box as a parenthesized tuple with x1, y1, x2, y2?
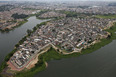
(0, 0, 116, 77)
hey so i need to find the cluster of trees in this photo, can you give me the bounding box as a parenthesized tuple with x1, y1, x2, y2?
(63, 11, 78, 17)
(68, 6, 89, 9)
(36, 10, 50, 17)
(59, 10, 92, 17)
(77, 6, 89, 9)
(27, 29, 32, 36)
(12, 13, 28, 19)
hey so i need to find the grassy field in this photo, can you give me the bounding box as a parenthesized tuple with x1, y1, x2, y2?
(14, 22, 116, 77)
(95, 14, 116, 19)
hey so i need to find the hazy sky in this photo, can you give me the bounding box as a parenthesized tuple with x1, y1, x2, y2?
(0, 0, 116, 1)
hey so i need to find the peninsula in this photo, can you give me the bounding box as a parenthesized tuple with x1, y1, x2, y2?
(1, 1, 116, 77)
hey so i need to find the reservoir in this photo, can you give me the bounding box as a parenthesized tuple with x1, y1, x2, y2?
(0, 16, 48, 66)
(35, 40, 116, 77)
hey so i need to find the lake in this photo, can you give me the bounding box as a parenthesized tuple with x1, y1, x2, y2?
(35, 40, 116, 77)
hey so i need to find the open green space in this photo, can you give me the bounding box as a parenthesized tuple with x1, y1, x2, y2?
(95, 14, 116, 19)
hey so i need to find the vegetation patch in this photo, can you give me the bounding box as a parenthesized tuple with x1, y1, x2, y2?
(36, 10, 50, 18)
(95, 14, 116, 19)
(12, 13, 28, 19)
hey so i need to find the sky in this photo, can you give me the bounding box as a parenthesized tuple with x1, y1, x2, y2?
(0, 0, 116, 1)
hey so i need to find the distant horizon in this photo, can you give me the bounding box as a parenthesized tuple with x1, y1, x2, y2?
(0, 0, 116, 2)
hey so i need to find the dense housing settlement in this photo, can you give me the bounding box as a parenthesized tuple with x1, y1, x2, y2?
(1, 0, 116, 73)
(1, 1, 116, 31)
(0, 7, 38, 30)
(7, 17, 115, 71)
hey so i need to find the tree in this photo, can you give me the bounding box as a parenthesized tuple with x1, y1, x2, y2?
(27, 29, 32, 35)
(15, 44, 19, 48)
(107, 35, 111, 39)
(33, 27, 37, 31)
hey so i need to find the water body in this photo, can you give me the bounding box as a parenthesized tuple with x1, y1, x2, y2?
(0, 16, 48, 65)
(35, 40, 116, 77)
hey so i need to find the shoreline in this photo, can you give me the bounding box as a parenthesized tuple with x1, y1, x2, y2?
(0, 15, 35, 33)
(0, 19, 28, 33)
(15, 21, 116, 77)
(0, 19, 116, 77)
(0, 14, 51, 33)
